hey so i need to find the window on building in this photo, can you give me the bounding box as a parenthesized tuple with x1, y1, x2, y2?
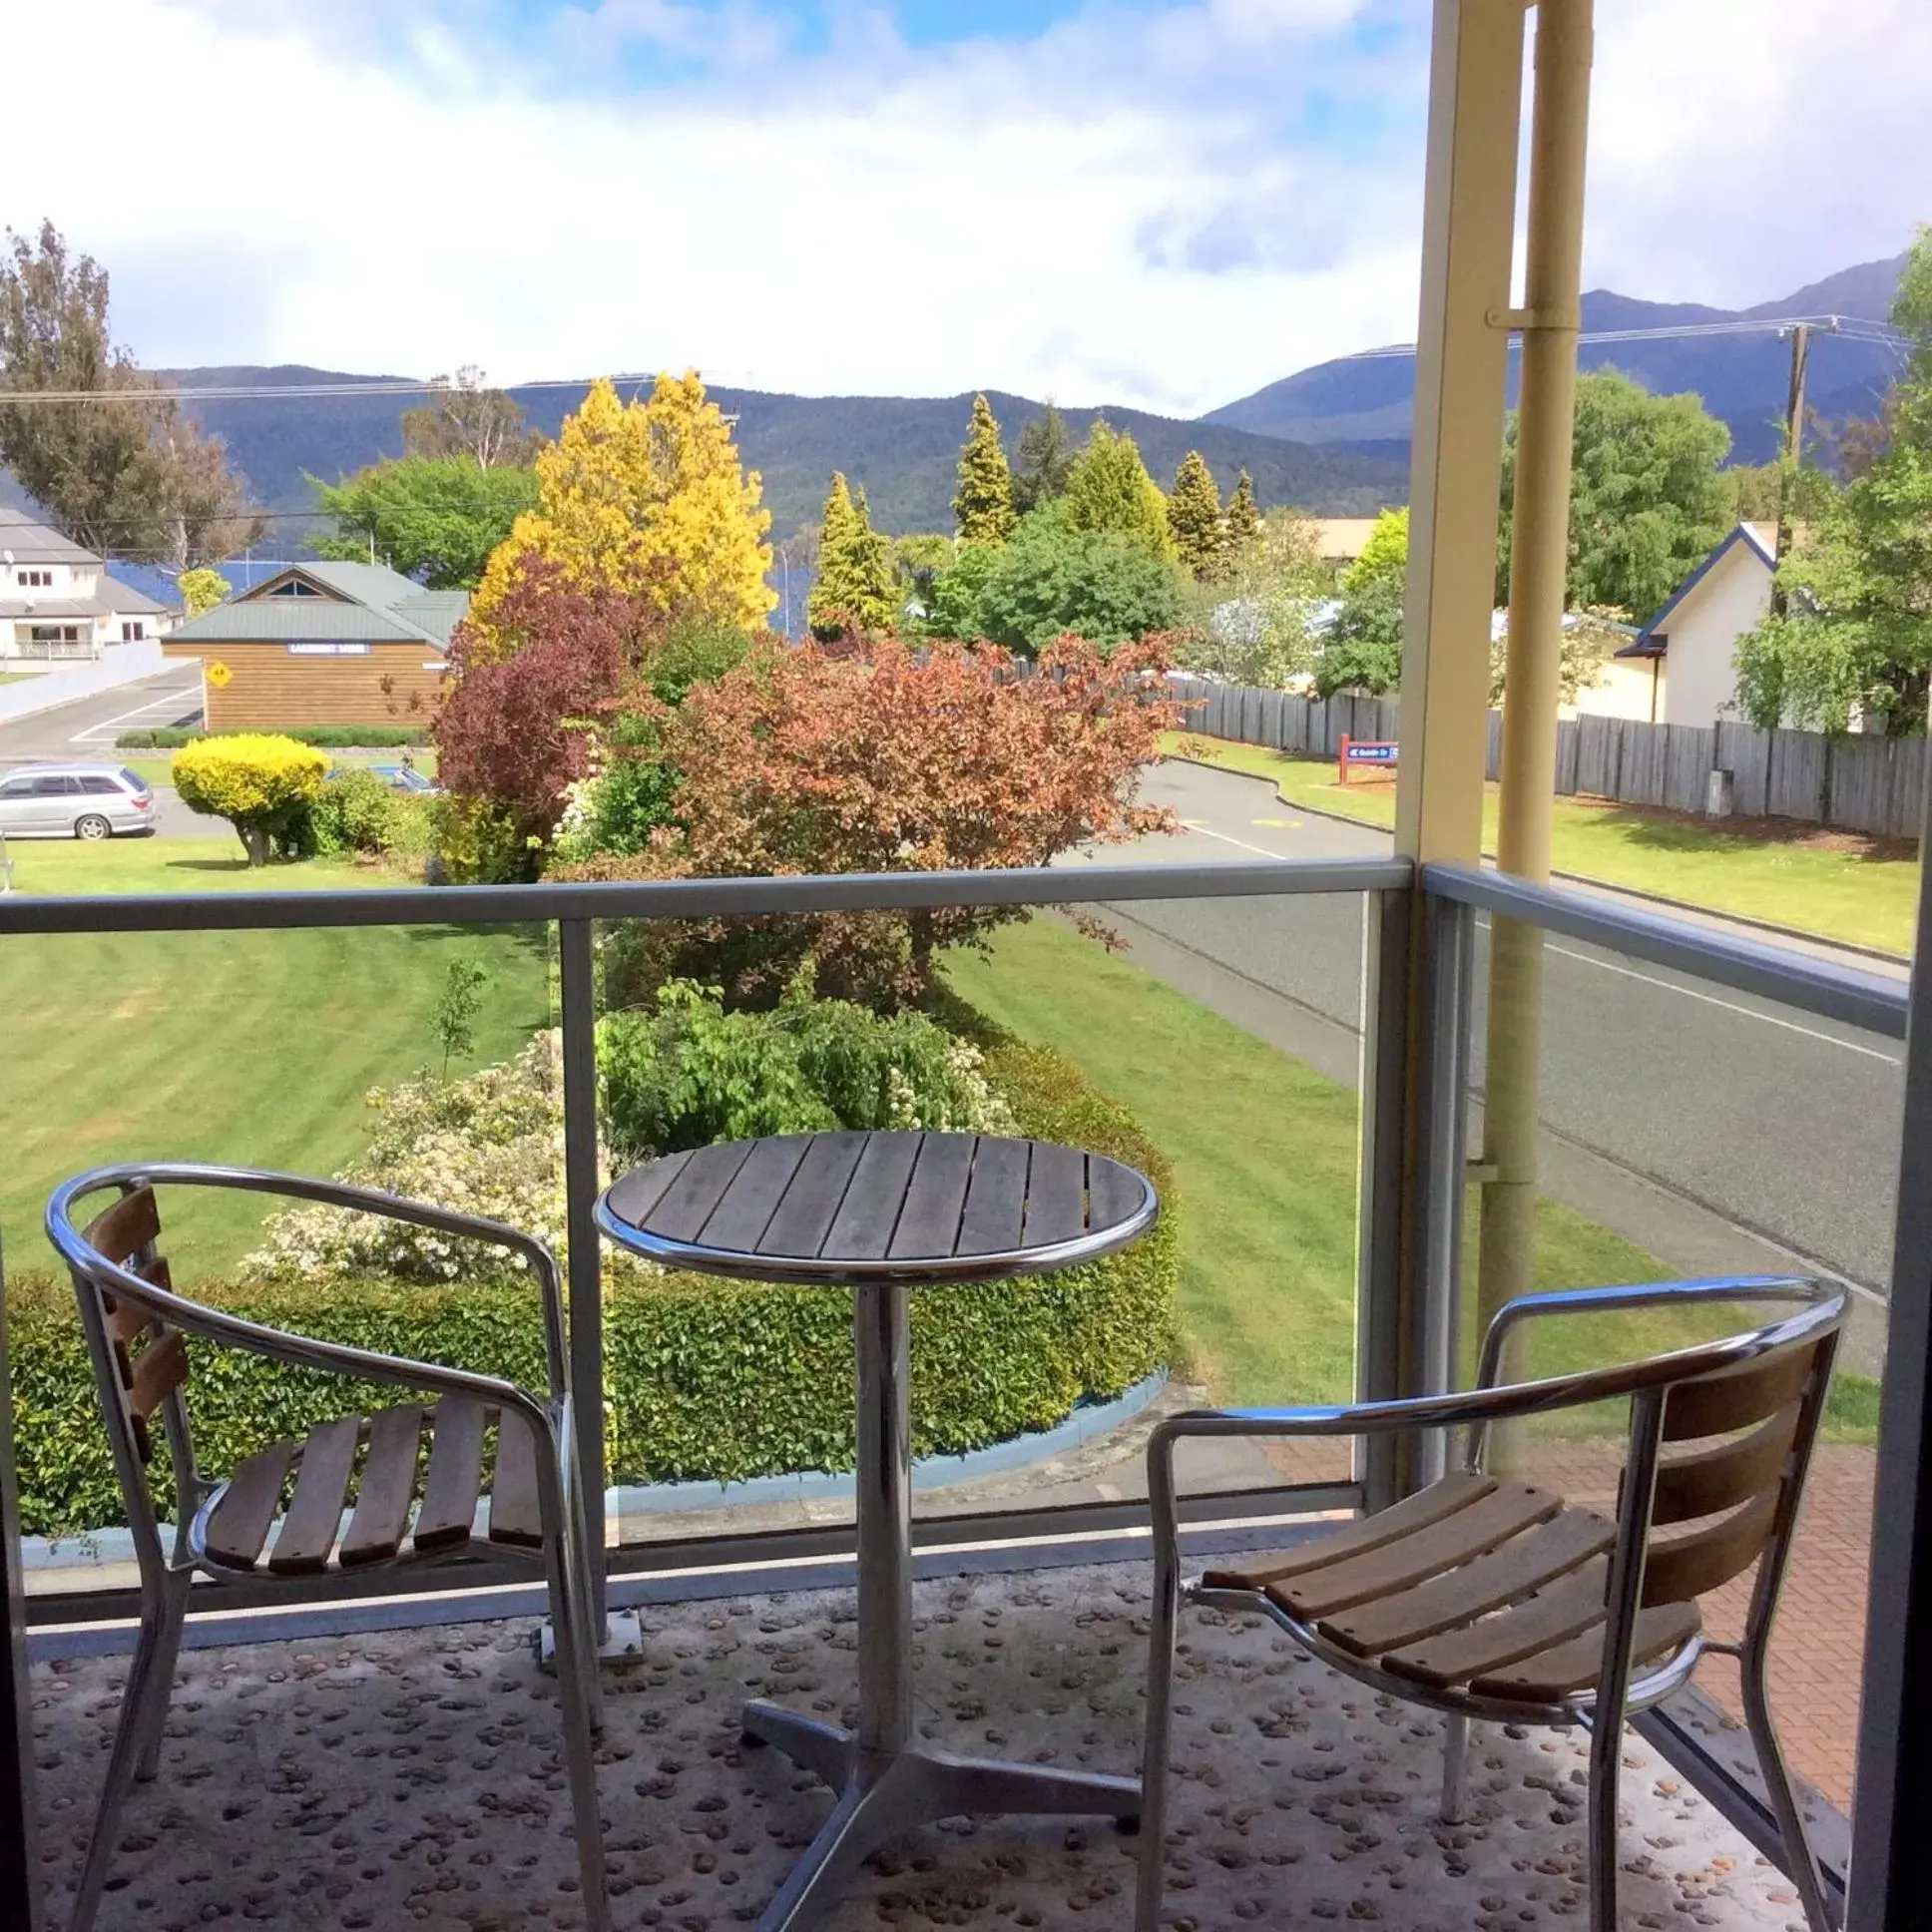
(28, 624, 83, 645)
(268, 580, 322, 597)
(15, 569, 53, 588)
(121, 621, 145, 642)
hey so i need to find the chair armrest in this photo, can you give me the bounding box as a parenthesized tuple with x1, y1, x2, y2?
(1473, 1274, 1815, 1389)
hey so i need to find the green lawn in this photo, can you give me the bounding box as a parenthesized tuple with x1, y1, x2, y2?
(0, 673, 36, 687)
(946, 915, 1743, 1410)
(1167, 730, 1919, 957)
(0, 837, 549, 1275)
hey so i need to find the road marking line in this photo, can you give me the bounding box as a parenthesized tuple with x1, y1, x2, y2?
(68, 682, 203, 742)
(1181, 822, 1303, 861)
(1534, 936, 1903, 1065)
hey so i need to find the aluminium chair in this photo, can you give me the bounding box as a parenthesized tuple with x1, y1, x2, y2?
(44, 1162, 612, 1932)
(1138, 1275, 1845, 1932)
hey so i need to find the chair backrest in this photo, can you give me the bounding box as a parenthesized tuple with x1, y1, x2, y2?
(64, 1185, 202, 1577)
(1629, 1324, 1837, 1617)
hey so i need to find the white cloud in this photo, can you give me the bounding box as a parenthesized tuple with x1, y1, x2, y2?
(4, 0, 1924, 419)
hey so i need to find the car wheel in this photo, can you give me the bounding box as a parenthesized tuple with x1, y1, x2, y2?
(75, 814, 114, 841)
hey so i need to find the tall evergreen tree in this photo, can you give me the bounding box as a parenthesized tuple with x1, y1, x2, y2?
(1167, 450, 1224, 578)
(1012, 403, 1076, 514)
(807, 472, 895, 638)
(1224, 469, 1260, 549)
(1063, 420, 1175, 562)
(952, 393, 1016, 544)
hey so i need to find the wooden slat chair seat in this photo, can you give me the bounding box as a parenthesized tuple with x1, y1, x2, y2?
(1138, 1278, 1848, 1932)
(1205, 1477, 1704, 1703)
(48, 1169, 612, 1932)
(196, 1397, 550, 1578)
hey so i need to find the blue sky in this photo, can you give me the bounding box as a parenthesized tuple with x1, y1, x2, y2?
(9, 1, 1928, 415)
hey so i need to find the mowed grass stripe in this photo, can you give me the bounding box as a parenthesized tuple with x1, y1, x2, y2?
(0, 843, 548, 1273)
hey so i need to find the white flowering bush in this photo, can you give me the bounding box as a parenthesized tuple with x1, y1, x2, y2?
(245, 1035, 652, 1286)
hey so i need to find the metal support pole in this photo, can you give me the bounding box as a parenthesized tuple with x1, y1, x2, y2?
(1416, 894, 1476, 1435)
(853, 1281, 914, 1762)
(0, 1236, 45, 1931)
(1358, 887, 1413, 1513)
(1475, 0, 1594, 1458)
(1847, 776, 1932, 1932)
(557, 916, 609, 1632)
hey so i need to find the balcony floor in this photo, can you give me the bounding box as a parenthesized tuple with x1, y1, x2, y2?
(33, 1561, 1811, 1930)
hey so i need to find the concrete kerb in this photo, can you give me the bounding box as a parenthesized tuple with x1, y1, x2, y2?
(1164, 745, 1912, 969)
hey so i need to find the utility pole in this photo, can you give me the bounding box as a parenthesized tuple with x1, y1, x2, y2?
(1772, 316, 1837, 617)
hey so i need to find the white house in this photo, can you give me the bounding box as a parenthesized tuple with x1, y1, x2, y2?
(0, 508, 175, 664)
(1600, 522, 1776, 728)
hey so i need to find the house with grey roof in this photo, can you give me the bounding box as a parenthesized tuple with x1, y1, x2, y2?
(161, 562, 468, 728)
(0, 508, 174, 664)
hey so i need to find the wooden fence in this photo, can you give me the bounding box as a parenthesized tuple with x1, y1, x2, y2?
(1167, 677, 1927, 839)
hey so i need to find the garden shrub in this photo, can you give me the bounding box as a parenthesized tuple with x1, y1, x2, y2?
(118, 725, 431, 749)
(428, 793, 536, 883)
(597, 976, 1016, 1160)
(307, 767, 406, 857)
(7, 1034, 1174, 1537)
(173, 732, 330, 865)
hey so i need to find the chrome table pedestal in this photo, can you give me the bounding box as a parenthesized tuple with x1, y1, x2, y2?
(740, 1272, 1141, 1929)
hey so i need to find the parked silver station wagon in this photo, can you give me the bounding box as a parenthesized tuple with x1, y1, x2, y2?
(0, 763, 157, 839)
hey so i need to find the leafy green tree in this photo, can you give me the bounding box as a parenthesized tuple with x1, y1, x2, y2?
(921, 541, 1003, 641)
(1167, 450, 1224, 578)
(971, 501, 1183, 654)
(951, 394, 1015, 545)
(1011, 403, 1075, 514)
(807, 472, 895, 638)
(401, 366, 543, 467)
(1063, 420, 1175, 562)
(1316, 507, 1408, 697)
(0, 220, 262, 566)
(1176, 510, 1324, 686)
(1733, 230, 1932, 735)
(310, 455, 540, 589)
(1499, 367, 1731, 620)
(1224, 469, 1261, 550)
(890, 532, 957, 615)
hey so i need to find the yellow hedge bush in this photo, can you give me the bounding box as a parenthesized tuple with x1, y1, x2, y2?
(174, 732, 329, 864)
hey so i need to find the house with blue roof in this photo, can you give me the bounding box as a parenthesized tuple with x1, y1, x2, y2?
(1607, 522, 1776, 728)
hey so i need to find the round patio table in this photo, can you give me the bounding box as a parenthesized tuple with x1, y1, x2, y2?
(597, 1128, 1159, 1932)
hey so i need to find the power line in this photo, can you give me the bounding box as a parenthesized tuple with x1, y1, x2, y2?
(1333, 311, 1906, 363)
(0, 372, 663, 406)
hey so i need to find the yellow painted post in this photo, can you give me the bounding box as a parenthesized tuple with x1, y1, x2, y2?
(1476, 0, 1595, 1446)
(1367, 0, 1526, 1504)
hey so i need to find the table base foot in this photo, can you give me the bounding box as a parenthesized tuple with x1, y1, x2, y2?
(743, 1700, 1141, 1932)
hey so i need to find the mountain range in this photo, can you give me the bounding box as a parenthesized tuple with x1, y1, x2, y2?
(157, 377, 1409, 542)
(6, 251, 1908, 562)
(1205, 254, 1906, 464)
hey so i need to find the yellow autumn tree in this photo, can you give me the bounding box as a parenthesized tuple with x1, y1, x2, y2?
(470, 372, 773, 651)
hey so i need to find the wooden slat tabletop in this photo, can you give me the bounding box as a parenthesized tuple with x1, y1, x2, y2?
(602, 1131, 1155, 1279)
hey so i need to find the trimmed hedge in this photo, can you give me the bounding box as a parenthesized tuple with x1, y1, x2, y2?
(117, 725, 433, 749)
(6, 1039, 1176, 1538)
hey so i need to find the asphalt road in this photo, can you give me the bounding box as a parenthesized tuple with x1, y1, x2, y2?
(0, 666, 224, 837)
(1072, 759, 1904, 1300)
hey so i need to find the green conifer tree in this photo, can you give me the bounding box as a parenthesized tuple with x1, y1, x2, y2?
(1167, 450, 1224, 578)
(952, 393, 1016, 545)
(1224, 468, 1260, 549)
(807, 472, 896, 638)
(1012, 403, 1075, 513)
(1062, 420, 1176, 562)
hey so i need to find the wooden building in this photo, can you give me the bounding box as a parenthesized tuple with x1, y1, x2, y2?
(161, 563, 467, 728)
